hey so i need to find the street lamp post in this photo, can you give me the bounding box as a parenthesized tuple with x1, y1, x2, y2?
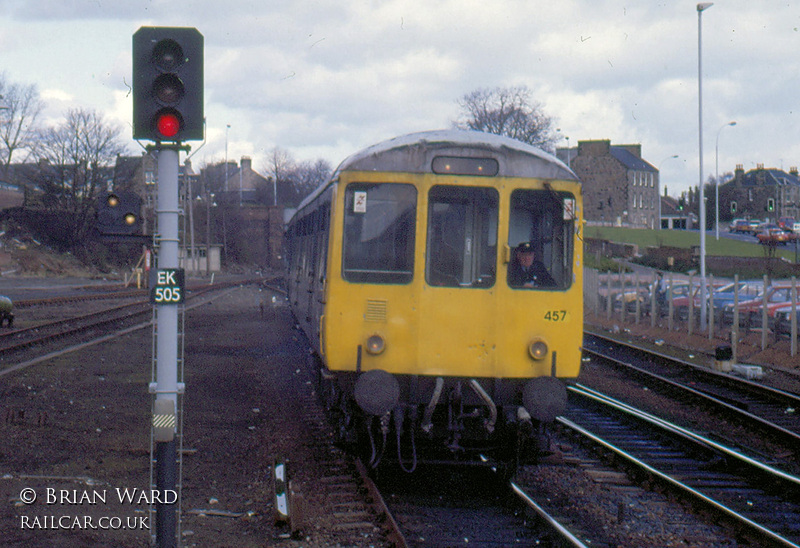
(715, 121, 736, 240)
(698, 2, 713, 331)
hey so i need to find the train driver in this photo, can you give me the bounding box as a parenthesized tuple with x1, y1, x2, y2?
(508, 242, 557, 288)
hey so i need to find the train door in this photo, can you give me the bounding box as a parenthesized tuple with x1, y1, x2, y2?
(425, 185, 498, 288)
(421, 185, 499, 377)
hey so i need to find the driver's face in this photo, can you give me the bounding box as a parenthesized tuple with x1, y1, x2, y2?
(518, 251, 535, 267)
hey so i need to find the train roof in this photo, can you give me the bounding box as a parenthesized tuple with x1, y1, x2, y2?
(294, 130, 577, 214)
(335, 129, 576, 180)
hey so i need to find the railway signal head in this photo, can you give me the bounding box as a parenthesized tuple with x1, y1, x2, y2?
(132, 26, 204, 143)
(97, 191, 142, 237)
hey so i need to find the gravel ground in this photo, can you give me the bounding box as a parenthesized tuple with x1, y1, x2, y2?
(0, 283, 374, 547)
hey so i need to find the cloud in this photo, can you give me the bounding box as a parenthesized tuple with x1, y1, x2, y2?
(5, 0, 800, 194)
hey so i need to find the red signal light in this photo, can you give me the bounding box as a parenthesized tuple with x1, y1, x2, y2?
(156, 112, 181, 138)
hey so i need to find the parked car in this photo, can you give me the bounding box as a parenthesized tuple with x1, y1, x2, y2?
(746, 219, 764, 233)
(729, 219, 751, 233)
(757, 227, 790, 245)
(778, 217, 797, 231)
(729, 218, 748, 232)
(722, 284, 794, 326)
(669, 281, 726, 320)
(709, 281, 765, 310)
(772, 301, 800, 335)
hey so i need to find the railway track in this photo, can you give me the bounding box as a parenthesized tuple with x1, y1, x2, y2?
(584, 331, 800, 460)
(0, 278, 266, 377)
(0, 300, 151, 357)
(370, 463, 589, 547)
(561, 384, 800, 547)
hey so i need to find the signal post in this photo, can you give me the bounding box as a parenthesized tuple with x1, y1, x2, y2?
(133, 26, 203, 548)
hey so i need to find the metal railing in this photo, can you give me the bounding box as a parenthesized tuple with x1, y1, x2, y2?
(585, 267, 800, 361)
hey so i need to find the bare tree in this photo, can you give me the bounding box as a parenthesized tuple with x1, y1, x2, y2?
(0, 73, 45, 173)
(262, 148, 331, 207)
(294, 158, 332, 199)
(454, 86, 559, 151)
(33, 108, 128, 245)
(262, 146, 293, 206)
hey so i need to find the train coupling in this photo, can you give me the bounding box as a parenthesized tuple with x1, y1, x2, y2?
(469, 379, 497, 433)
(516, 406, 534, 436)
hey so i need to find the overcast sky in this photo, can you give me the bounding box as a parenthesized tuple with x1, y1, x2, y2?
(2, 0, 800, 196)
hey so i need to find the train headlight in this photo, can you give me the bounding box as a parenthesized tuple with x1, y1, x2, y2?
(528, 339, 548, 360)
(365, 334, 386, 355)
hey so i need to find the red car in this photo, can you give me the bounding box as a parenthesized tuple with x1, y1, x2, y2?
(722, 284, 794, 325)
(757, 228, 790, 245)
(778, 217, 796, 231)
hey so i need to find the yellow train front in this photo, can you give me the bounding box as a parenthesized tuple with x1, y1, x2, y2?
(286, 130, 582, 472)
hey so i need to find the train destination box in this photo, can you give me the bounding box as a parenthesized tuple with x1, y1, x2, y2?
(149, 268, 185, 305)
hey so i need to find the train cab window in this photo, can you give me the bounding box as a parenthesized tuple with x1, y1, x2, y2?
(426, 185, 498, 288)
(342, 183, 417, 284)
(507, 189, 575, 290)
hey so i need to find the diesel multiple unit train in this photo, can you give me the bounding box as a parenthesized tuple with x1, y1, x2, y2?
(285, 130, 582, 472)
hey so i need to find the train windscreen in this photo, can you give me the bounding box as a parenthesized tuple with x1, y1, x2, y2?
(507, 189, 575, 290)
(342, 183, 417, 284)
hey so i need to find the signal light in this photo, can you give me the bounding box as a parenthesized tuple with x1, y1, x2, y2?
(156, 111, 181, 138)
(133, 27, 203, 142)
(97, 191, 142, 237)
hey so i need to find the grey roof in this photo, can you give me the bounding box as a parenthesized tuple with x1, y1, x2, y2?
(738, 168, 800, 186)
(609, 147, 657, 172)
(296, 130, 577, 212)
(335, 130, 576, 180)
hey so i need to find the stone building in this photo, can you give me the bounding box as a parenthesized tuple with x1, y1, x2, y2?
(557, 139, 660, 229)
(718, 164, 800, 223)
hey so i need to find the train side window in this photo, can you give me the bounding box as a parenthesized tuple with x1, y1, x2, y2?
(342, 183, 417, 284)
(425, 185, 498, 288)
(507, 189, 575, 290)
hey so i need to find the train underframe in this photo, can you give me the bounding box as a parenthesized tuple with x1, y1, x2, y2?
(309, 354, 568, 475)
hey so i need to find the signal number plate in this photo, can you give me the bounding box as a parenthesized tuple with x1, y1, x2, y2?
(150, 268, 185, 304)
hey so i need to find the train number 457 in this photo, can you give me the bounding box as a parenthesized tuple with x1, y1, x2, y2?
(543, 310, 568, 321)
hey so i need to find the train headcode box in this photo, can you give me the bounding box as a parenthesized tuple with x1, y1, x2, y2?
(150, 268, 185, 304)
